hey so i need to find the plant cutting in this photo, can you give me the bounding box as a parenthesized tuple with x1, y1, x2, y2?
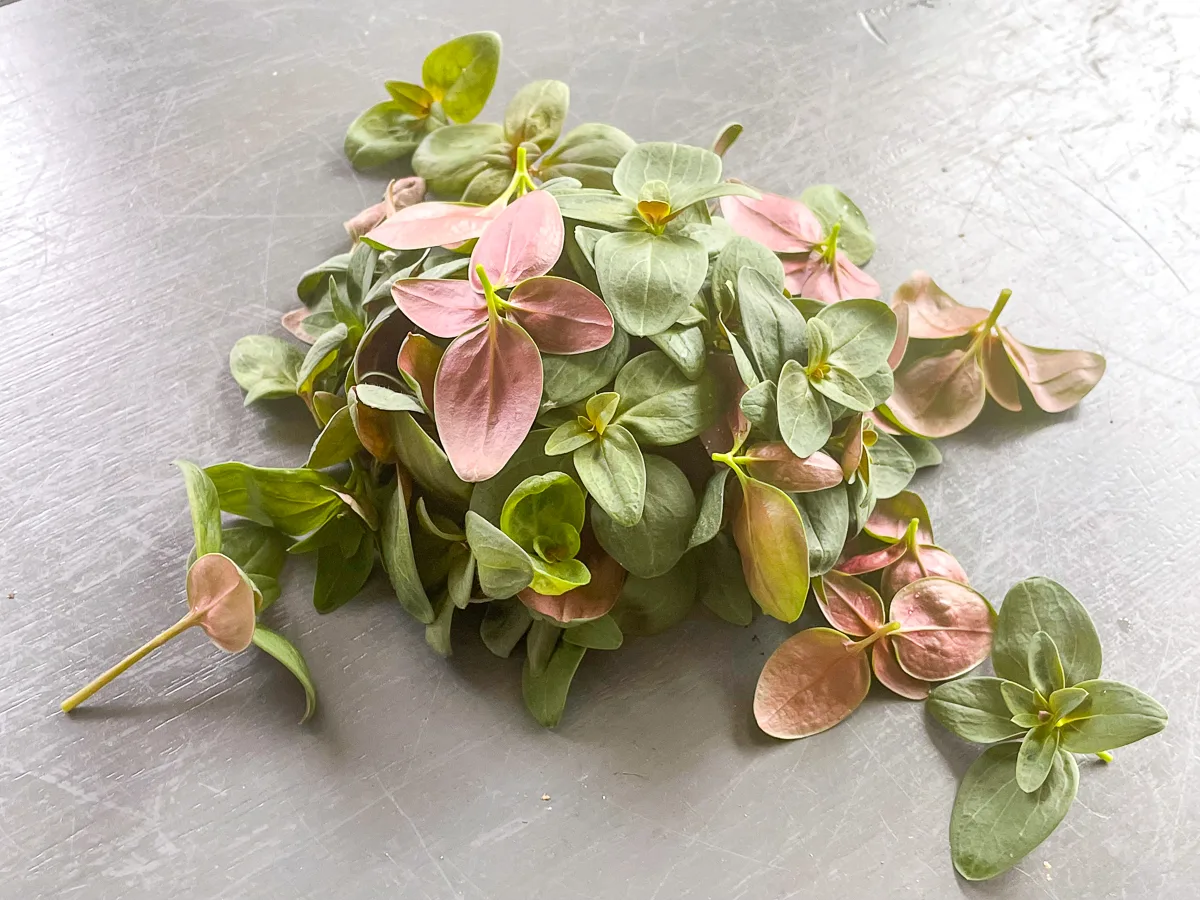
(61, 29, 1160, 885)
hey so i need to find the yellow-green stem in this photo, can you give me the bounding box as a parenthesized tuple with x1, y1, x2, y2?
(61, 612, 202, 712)
(852, 620, 902, 654)
(1096, 751, 1114, 763)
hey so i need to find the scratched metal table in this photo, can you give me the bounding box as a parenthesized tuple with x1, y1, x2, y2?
(2, 0, 1197, 897)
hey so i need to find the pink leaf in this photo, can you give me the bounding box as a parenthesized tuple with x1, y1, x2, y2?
(471, 190, 564, 290)
(999, 328, 1106, 413)
(505, 276, 615, 355)
(392, 279, 487, 338)
(886, 348, 986, 438)
(888, 300, 910, 370)
(881, 544, 968, 599)
(782, 252, 880, 302)
(815, 571, 885, 637)
(871, 636, 929, 700)
(865, 491, 933, 544)
(836, 540, 908, 576)
(397, 332, 444, 412)
(434, 318, 544, 482)
(719, 191, 823, 253)
(889, 577, 994, 681)
(980, 332, 1022, 411)
(365, 200, 498, 250)
(187, 554, 256, 653)
(754, 628, 871, 739)
(891, 272, 989, 339)
(742, 442, 844, 493)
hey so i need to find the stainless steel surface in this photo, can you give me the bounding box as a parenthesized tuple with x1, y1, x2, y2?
(2, 1, 1197, 897)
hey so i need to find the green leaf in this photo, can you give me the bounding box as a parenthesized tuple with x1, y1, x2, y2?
(725, 322, 761, 388)
(425, 594, 455, 657)
(381, 485, 435, 624)
(648, 321, 707, 381)
(711, 236, 785, 319)
(353, 384, 425, 413)
(950, 744, 1079, 881)
(777, 360, 832, 457)
(480, 599, 533, 658)
(446, 545, 475, 609)
(861, 366, 895, 408)
(344, 102, 424, 170)
(563, 614, 623, 650)
(542, 326, 630, 409)
(465, 511, 534, 599)
(688, 468, 729, 550)
(865, 431, 915, 500)
(612, 142, 722, 201)
(845, 474, 875, 536)
(384, 80, 433, 116)
(388, 411, 472, 505)
(993, 577, 1102, 689)
(697, 533, 755, 626)
(594, 231, 708, 337)
(523, 641, 586, 728)
(1001, 681, 1039, 717)
(811, 366, 874, 412)
(800, 185, 875, 265)
(592, 455, 696, 578)
(740, 380, 778, 438)
(795, 484, 849, 576)
(500, 472, 586, 560)
(554, 189, 642, 231)
(575, 423, 646, 527)
(545, 419, 595, 455)
(297, 323, 348, 398)
(411, 123, 507, 196)
(297, 253, 351, 306)
(314, 521, 375, 613)
(251, 626, 318, 723)
(525, 619, 561, 676)
(1048, 687, 1089, 720)
(897, 434, 942, 470)
(1059, 680, 1168, 753)
(205, 462, 343, 536)
(305, 406, 361, 469)
(461, 163, 514, 205)
(1027, 631, 1067, 699)
(504, 79, 569, 150)
(669, 181, 758, 214)
(538, 123, 635, 189)
(815, 300, 897, 376)
(1016, 724, 1060, 792)
(220, 523, 290, 582)
(469, 430, 576, 524)
(613, 350, 718, 445)
(733, 476, 810, 622)
(175, 459, 222, 557)
(611, 555, 698, 636)
(229, 335, 304, 404)
(736, 266, 807, 383)
(421, 31, 501, 123)
(927, 677, 1027, 744)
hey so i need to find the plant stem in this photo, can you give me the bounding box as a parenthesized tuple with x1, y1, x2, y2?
(712, 451, 747, 484)
(1096, 751, 1114, 763)
(61, 612, 202, 712)
(821, 222, 841, 264)
(852, 620, 902, 653)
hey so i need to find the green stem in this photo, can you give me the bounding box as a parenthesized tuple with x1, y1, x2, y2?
(967, 288, 1012, 355)
(475, 264, 505, 319)
(495, 145, 538, 205)
(712, 451, 748, 485)
(1096, 751, 1114, 763)
(821, 222, 841, 264)
(61, 612, 202, 712)
(852, 620, 902, 654)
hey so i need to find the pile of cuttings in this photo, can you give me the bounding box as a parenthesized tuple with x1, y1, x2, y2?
(62, 31, 1163, 884)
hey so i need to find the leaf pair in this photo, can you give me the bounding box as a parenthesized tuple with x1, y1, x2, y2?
(837, 516, 968, 599)
(886, 273, 1106, 437)
(927, 577, 1167, 880)
(500, 473, 591, 595)
(345, 32, 501, 169)
(718, 189, 879, 302)
(392, 191, 614, 481)
(755, 575, 993, 737)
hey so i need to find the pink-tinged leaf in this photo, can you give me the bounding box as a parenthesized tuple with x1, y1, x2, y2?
(881, 543, 968, 599)
(281, 307, 319, 345)
(999, 328, 1106, 414)
(889, 577, 994, 681)
(865, 491, 933, 544)
(742, 442, 843, 493)
(392, 279, 487, 338)
(815, 571, 885, 637)
(840, 414, 864, 481)
(782, 252, 880, 303)
(836, 540, 908, 576)
(888, 300, 910, 370)
(397, 332, 444, 412)
(187, 553, 256, 653)
(719, 191, 824, 253)
(891, 272, 989, 338)
(345, 177, 427, 241)
(733, 477, 810, 623)
(506, 276, 615, 355)
(754, 628, 871, 738)
(701, 355, 749, 454)
(979, 332, 1022, 411)
(519, 542, 625, 624)
(872, 635, 929, 700)
(471, 190, 564, 290)
(866, 409, 901, 435)
(886, 348, 985, 438)
(365, 200, 497, 250)
(434, 318, 544, 482)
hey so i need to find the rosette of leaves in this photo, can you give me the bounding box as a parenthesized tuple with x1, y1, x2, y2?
(62, 462, 316, 723)
(413, 77, 635, 203)
(344, 32, 502, 169)
(885, 273, 1106, 437)
(927, 577, 1167, 881)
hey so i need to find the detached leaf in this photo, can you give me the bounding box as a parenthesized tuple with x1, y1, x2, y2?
(754, 628, 871, 739)
(865, 491, 932, 544)
(421, 31, 502, 123)
(927, 677, 1025, 743)
(229, 335, 304, 404)
(999, 328, 1105, 413)
(950, 744, 1078, 880)
(252, 626, 318, 723)
(733, 476, 810, 622)
(889, 577, 994, 681)
(205, 463, 343, 536)
(872, 635, 929, 700)
(992, 577, 1102, 690)
(1059, 680, 1168, 753)
(366, 201, 500, 253)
